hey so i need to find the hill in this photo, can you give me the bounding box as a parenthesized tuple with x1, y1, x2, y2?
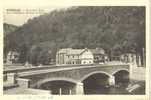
(4, 6, 145, 64)
(3, 23, 18, 36)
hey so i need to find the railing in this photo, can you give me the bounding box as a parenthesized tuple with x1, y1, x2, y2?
(4, 65, 56, 74)
(4, 63, 129, 74)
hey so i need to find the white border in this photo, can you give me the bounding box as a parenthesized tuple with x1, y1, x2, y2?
(0, 0, 150, 100)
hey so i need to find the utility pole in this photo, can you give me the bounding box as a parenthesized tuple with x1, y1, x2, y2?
(59, 88, 62, 95)
(69, 89, 72, 95)
(142, 48, 145, 67)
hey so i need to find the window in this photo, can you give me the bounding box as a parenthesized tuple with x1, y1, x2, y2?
(14, 55, 18, 58)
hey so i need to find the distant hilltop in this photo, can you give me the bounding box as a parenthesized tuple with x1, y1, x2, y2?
(3, 23, 18, 36)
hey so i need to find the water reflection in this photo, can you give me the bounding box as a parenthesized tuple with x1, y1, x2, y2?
(84, 81, 145, 95)
(85, 83, 127, 94)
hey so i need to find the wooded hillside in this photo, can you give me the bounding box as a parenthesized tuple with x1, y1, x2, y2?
(4, 6, 145, 65)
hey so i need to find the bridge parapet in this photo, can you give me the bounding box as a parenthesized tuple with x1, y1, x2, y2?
(11, 64, 130, 95)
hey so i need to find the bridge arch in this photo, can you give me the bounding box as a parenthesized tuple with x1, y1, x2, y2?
(80, 71, 111, 94)
(111, 68, 129, 75)
(112, 68, 129, 85)
(35, 77, 79, 95)
(80, 71, 111, 82)
(35, 77, 78, 88)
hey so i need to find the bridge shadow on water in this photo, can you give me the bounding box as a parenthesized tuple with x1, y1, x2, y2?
(83, 70, 145, 95)
(39, 81, 75, 95)
(38, 80, 145, 95)
(83, 72, 130, 95)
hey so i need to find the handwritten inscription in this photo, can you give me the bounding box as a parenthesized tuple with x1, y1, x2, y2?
(6, 9, 45, 14)
(16, 95, 53, 100)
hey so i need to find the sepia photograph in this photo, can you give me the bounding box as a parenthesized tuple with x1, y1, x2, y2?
(3, 6, 146, 96)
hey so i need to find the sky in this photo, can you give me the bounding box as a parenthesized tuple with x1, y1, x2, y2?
(2, 0, 75, 26)
(3, 7, 69, 26)
(2, 0, 147, 26)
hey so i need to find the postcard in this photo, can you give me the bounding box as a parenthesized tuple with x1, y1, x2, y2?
(0, 0, 150, 100)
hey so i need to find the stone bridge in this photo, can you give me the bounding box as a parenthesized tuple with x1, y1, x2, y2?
(14, 64, 130, 94)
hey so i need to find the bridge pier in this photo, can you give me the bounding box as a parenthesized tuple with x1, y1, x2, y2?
(7, 73, 15, 84)
(6, 73, 18, 84)
(75, 82, 84, 95)
(16, 78, 30, 88)
(108, 75, 115, 86)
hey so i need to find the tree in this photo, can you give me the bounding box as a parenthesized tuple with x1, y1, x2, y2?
(4, 6, 145, 64)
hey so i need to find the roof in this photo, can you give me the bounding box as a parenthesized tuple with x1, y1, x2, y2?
(90, 48, 105, 55)
(120, 53, 136, 56)
(58, 48, 88, 55)
(57, 48, 72, 54)
(58, 48, 106, 55)
(7, 51, 19, 56)
(68, 49, 85, 55)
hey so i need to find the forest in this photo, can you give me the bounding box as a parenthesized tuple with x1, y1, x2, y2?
(4, 6, 145, 65)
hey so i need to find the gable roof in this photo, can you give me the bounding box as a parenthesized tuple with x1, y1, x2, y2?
(90, 48, 105, 55)
(58, 48, 71, 54)
(68, 49, 85, 55)
(58, 48, 90, 55)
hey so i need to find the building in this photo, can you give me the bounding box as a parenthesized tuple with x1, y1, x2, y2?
(120, 53, 137, 64)
(120, 53, 145, 67)
(56, 48, 94, 65)
(90, 48, 108, 64)
(6, 51, 19, 64)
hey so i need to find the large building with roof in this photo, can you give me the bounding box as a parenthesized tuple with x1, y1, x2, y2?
(56, 48, 108, 65)
(56, 48, 94, 65)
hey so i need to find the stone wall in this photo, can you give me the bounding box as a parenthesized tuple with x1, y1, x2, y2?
(130, 64, 145, 81)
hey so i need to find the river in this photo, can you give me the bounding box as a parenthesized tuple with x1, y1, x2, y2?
(39, 80, 145, 95)
(84, 81, 145, 95)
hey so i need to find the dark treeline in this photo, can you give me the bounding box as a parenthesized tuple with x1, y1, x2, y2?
(4, 23, 18, 60)
(4, 6, 145, 65)
(3, 23, 18, 36)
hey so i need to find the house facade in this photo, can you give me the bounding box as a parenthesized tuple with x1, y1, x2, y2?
(90, 48, 108, 64)
(56, 48, 94, 65)
(6, 51, 19, 64)
(120, 53, 137, 64)
(120, 53, 145, 67)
